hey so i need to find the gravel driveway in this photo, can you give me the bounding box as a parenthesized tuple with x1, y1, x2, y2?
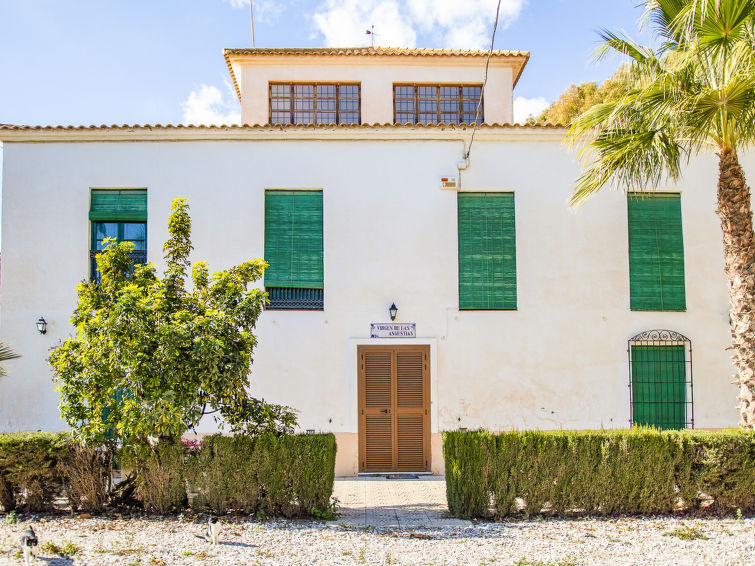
(0, 477, 752, 565)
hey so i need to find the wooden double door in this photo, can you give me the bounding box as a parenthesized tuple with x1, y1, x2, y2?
(358, 345, 430, 472)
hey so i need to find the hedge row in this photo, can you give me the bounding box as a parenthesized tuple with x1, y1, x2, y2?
(444, 428, 755, 518)
(0, 432, 336, 517)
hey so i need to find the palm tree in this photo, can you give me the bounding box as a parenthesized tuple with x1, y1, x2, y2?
(0, 343, 20, 377)
(566, 0, 755, 428)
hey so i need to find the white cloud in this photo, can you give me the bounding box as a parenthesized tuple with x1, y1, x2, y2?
(313, 0, 416, 48)
(312, 0, 525, 49)
(226, 0, 284, 24)
(513, 95, 548, 123)
(181, 81, 241, 126)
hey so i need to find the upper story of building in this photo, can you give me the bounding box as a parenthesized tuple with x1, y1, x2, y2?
(224, 47, 530, 126)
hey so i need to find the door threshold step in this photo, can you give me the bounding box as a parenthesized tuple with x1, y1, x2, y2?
(357, 472, 433, 479)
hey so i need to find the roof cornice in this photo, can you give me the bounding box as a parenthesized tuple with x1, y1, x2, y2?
(0, 122, 566, 143)
(223, 47, 530, 102)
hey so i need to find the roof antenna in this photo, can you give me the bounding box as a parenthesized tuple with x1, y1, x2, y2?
(365, 25, 378, 47)
(250, 0, 256, 47)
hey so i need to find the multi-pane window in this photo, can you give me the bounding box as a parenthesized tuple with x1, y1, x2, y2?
(457, 192, 517, 310)
(89, 189, 147, 280)
(627, 193, 686, 311)
(264, 190, 324, 310)
(269, 83, 360, 125)
(629, 330, 693, 430)
(394, 85, 483, 124)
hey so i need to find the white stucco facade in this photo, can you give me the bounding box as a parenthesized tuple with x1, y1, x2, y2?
(0, 49, 746, 475)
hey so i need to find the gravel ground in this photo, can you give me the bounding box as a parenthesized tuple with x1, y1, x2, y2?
(1, 513, 754, 566)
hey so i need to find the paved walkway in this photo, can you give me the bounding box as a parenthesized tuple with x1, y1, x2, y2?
(331, 476, 473, 529)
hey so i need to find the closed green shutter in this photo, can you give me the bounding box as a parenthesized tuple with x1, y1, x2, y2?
(458, 192, 517, 310)
(628, 193, 685, 311)
(264, 190, 323, 289)
(631, 345, 686, 429)
(90, 189, 148, 221)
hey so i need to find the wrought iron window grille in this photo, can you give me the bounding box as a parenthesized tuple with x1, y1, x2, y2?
(265, 287, 324, 310)
(628, 329, 694, 430)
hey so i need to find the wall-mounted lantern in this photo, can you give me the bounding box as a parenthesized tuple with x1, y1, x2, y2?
(389, 303, 398, 321)
(36, 317, 48, 335)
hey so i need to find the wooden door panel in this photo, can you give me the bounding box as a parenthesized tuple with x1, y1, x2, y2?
(397, 414, 424, 469)
(359, 346, 429, 472)
(365, 415, 393, 470)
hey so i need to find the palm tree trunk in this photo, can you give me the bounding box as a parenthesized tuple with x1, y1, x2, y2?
(716, 149, 755, 429)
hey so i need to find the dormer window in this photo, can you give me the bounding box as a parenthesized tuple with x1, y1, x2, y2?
(394, 84, 483, 125)
(269, 83, 360, 125)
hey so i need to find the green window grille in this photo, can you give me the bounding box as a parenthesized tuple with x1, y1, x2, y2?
(264, 190, 324, 309)
(627, 193, 686, 311)
(630, 344, 688, 430)
(89, 189, 147, 280)
(458, 192, 517, 310)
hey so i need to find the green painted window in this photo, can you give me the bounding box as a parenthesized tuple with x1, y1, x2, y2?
(627, 193, 686, 311)
(631, 345, 686, 429)
(89, 189, 147, 279)
(458, 192, 517, 310)
(264, 190, 324, 309)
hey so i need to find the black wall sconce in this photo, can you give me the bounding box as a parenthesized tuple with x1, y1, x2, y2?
(36, 317, 48, 335)
(389, 303, 398, 321)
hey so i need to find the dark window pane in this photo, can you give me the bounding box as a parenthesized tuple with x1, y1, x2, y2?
(294, 99, 314, 110)
(462, 100, 478, 113)
(318, 99, 336, 111)
(123, 223, 146, 245)
(271, 84, 290, 96)
(317, 84, 336, 97)
(396, 100, 414, 112)
(294, 85, 313, 96)
(440, 100, 459, 112)
(94, 222, 118, 248)
(418, 100, 437, 112)
(271, 112, 291, 124)
(340, 85, 359, 97)
(340, 112, 359, 124)
(294, 112, 314, 124)
(396, 113, 414, 123)
(440, 87, 458, 99)
(395, 86, 414, 97)
(419, 114, 437, 124)
(441, 113, 458, 123)
(417, 86, 437, 98)
(340, 100, 358, 112)
(271, 99, 291, 111)
(317, 112, 337, 124)
(461, 113, 478, 124)
(463, 86, 481, 98)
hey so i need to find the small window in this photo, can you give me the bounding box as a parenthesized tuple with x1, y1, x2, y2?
(269, 83, 360, 125)
(627, 193, 686, 311)
(89, 189, 147, 280)
(457, 192, 517, 310)
(394, 84, 482, 125)
(264, 190, 324, 310)
(628, 330, 693, 429)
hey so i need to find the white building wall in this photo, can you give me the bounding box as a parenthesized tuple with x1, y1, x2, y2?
(0, 133, 744, 474)
(234, 58, 515, 125)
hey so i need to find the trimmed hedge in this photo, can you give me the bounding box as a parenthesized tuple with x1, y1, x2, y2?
(444, 429, 755, 519)
(128, 433, 337, 516)
(0, 432, 336, 517)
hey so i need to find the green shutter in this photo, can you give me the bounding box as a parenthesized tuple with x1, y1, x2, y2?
(628, 194, 686, 311)
(631, 345, 686, 429)
(264, 190, 324, 289)
(458, 192, 517, 310)
(90, 189, 147, 221)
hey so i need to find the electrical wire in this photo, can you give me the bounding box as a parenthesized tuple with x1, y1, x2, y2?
(464, 0, 502, 161)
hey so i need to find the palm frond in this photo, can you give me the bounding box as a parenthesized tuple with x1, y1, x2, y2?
(0, 343, 21, 377)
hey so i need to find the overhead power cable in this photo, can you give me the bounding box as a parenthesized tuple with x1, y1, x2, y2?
(464, 0, 503, 161)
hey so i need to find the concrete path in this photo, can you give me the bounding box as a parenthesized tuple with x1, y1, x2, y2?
(331, 476, 473, 530)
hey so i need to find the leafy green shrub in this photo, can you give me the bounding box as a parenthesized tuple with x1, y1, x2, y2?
(0, 432, 70, 512)
(443, 428, 755, 518)
(190, 433, 336, 517)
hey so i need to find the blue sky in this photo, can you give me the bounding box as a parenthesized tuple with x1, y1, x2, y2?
(0, 1, 653, 126)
